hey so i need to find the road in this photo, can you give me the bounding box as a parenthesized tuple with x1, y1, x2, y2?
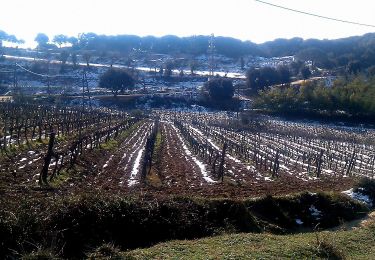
(3, 54, 246, 79)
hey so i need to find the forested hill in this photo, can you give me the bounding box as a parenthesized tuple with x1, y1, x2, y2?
(2, 30, 375, 69)
(261, 34, 375, 69)
(68, 32, 375, 69)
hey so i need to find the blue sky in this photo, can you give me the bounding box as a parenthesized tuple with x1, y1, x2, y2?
(1, 0, 375, 48)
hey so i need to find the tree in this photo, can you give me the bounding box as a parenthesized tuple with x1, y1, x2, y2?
(246, 67, 277, 93)
(204, 78, 234, 101)
(277, 66, 291, 83)
(246, 66, 291, 93)
(35, 33, 49, 48)
(347, 61, 362, 75)
(368, 65, 375, 77)
(300, 66, 312, 79)
(0, 30, 21, 44)
(71, 52, 78, 67)
(82, 51, 91, 67)
(0, 30, 23, 55)
(189, 59, 198, 75)
(59, 50, 69, 64)
(52, 34, 68, 48)
(68, 36, 79, 49)
(289, 60, 304, 76)
(99, 69, 135, 97)
(108, 52, 119, 67)
(164, 60, 174, 78)
(240, 57, 245, 70)
(59, 50, 70, 72)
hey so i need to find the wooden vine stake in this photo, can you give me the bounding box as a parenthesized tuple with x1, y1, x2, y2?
(39, 132, 56, 186)
(218, 143, 227, 182)
(272, 150, 280, 178)
(316, 149, 324, 178)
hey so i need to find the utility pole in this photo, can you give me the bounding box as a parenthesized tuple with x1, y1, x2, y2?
(13, 62, 17, 89)
(13, 62, 18, 99)
(47, 61, 51, 97)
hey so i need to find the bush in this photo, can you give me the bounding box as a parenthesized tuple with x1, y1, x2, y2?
(204, 78, 234, 101)
(99, 69, 135, 97)
(354, 178, 375, 205)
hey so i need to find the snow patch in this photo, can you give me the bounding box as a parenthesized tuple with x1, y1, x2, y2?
(227, 154, 241, 163)
(309, 205, 322, 220)
(128, 148, 145, 187)
(295, 219, 304, 225)
(173, 124, 216, 183)
(103, 155, 114, 169)
(342, 188, 373, 207)
(264, 177, 273, 181)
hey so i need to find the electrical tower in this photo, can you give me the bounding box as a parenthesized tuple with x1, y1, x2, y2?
(208, 33, 215, 78)
(81, 68, 91, 110)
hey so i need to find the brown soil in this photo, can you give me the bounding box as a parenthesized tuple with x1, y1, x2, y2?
(0, 121, 358, 202)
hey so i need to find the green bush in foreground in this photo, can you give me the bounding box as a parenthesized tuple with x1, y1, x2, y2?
(354, 178, 375, 204)
(0, 191, 369, 259)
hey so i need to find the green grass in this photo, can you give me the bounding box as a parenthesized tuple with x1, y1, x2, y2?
(152, 130, 163, 164)
(0, 138, 48, 158)
(123, 222, 375, 259)
(118, 120, 144, 141)
(100, 139, 119, 150)
(55, 135, 67, 142)
(49, 170, 70, 188)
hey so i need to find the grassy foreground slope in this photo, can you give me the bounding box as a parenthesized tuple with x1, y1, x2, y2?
(10, 178, 375, 259)
(123, 218, 375, 260)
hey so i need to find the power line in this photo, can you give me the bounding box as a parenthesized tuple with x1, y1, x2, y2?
(15, 63, 69, 78)
(16, 63, 52, 78)
(254, 0, 375, 28)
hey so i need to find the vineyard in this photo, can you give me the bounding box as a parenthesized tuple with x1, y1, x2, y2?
(1, 104, 374, 199)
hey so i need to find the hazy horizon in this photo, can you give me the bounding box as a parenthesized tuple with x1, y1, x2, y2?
(1, 0, 375, 48)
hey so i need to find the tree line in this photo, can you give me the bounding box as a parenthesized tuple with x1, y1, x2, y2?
(1, 29, 372, 66)
(254, 76, 375, 118)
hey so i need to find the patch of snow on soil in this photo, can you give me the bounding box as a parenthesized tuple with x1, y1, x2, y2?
(295, 219, 304, 225)
(309, 205, 322, 220)
(191, 157, 215, 183)
(103, 155, 114, 169)
(128, 148, 145, 187)
(173, 124, 216, 183)
(342, 188, 373, 207)
(207, 138, 220, 151)
(227, 154, 241, 163)
(189, 126, 204, 136)
(264, 177, 273, 181)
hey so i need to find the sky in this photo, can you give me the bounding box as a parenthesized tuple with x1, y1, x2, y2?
(1, 0, 375, 48)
